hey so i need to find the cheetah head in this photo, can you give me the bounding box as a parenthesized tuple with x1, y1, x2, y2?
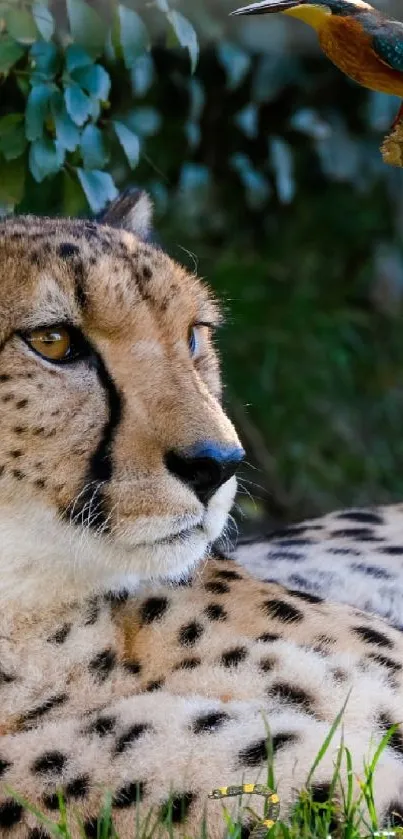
(0, 192, 243, 607)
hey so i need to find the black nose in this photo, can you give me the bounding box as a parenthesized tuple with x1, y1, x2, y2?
(165, 442, 245, 504)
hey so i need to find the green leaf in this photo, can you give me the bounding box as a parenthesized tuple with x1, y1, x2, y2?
(5, 7, 38, 45)
(65, 44, 94, 73)
(80, 123, 108, 169)
(29, 137, 65, 182)
(0, 113, 26, 160)
(0, 157, 25, 206)
(64, 83, 92, 127)
(71, 64, 110, 101)
(32, 3, 54, 41)
(76, 168, 118, 213)
(0, 35, 25, 73)
(66, 0, 107, 57)
(51, 92, 80, 152)
(25, 84, 53, 141)
(167, 10, 199, 74)
(30, 41, 58, 80)
(118, 5, 148, 70)
(113, 120, 140, 168)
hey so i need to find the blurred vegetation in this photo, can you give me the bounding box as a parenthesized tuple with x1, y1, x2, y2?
(2, 0, 403, 527)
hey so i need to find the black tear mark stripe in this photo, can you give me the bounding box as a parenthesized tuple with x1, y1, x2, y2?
(63, 339, 123, 532)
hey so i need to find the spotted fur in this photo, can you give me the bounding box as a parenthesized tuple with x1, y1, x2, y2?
(1, 195, 403, 837)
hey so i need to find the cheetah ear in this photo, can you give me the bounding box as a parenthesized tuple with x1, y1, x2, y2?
(99, 188, 153, 240)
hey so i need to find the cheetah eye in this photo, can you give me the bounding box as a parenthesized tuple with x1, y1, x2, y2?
(188, 323, 214, 360)
(21, 325, 91, 364)
(188, 326, 200, 359)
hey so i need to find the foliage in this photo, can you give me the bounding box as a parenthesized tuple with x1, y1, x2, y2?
(3, 1, 403, 524)
(0, 0, 198, 212)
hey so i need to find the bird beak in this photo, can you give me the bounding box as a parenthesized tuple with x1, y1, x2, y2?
(230, 0, 302, 15)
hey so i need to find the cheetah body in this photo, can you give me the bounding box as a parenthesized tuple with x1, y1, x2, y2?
(1, 195, 403, 837)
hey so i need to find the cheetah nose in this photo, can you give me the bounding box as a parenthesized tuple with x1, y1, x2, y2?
(165, 442, 245, 504)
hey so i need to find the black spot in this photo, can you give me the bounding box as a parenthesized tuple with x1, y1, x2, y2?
(20, 693, 68, 726)
(140, 596, 169, 624)
(174, 657, 201, 670)
(310, 782, 332, 804)
(269, 682, 314, 713)
(0, 758, 11, 776)
(65, 775, 89, 798)
(16, 398, 28, 409)
(272, 732, 298, 752)
(160, 792, 195, 824)
(12, 469, 25, 480)
(83, 818, 99, 838)
(204, 603, 227, 621)
(83, 598, 100, 625)
(87, 715, 116, 736)
(32, 750, 67, 774)
(0, 800, 23, 828)
(9, 449, 22, 458)
(327, 547, 361, 556)
(381, 546, 403, 556)
(178, 621, 204, 647)
(192, 711, 230, 734)
(104, 589, 129, 605)
(113, 781, 146, 808)
(336, 510, 383, 525)
(256, 632, 280, 643)
(63, 340, 122, 533)
(115, 723, 151, 755)
(271, 538, 313, 547)
(367, 653, 402, 673)
(238, 739, 267, 767)
(378, 714, 403, 757)
(142, 264, 153, 281)
(47, 623, 71, 644)
(260, 655, 277, 672)
(89, 648, 116, 681)
(331, 527, 376, 539)
(267, 524, 322, 539)
(205, 581, 230, 595)
(266, 550, 304, 562)
(0, 374, 10, 383)
(383, 802, 403, 827)
(221, 646, 248, 667)
(287, 589, 323, 604)
(57, 242, 80, 259)
(261, 599, 303, 623)
(35, 478, 46, 489)
(42, 793, 59, 810)
(350, 563, 392, 580)
(0, 668, 14, 684)
(145, 678, 164, 692)
(215, 569, 242, 581)
(124, 660, 142, 675)
(353, 626, 393, 649)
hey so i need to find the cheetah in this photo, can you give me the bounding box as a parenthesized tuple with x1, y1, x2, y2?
(1, 191, 403, 838)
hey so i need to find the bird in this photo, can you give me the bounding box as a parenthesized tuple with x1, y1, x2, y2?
(230, 0, 403, 165)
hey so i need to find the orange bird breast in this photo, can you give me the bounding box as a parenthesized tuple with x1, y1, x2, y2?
(319, 16, 403, 97)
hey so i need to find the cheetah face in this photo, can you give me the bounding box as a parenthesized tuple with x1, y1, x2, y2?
(0, 192, 243, 598)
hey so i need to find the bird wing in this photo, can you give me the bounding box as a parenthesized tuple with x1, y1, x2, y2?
(371, 21, 403, 73)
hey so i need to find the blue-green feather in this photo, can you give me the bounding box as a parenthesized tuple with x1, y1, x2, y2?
(372, 24, 403, 73)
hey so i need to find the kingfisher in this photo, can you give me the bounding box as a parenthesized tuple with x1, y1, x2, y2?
(230, 0, 403, 148)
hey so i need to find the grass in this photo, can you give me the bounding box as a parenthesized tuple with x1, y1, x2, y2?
(7, 707, 403, 839)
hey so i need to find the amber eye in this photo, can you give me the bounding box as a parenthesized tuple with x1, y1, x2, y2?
(21, 325, 89, 364)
